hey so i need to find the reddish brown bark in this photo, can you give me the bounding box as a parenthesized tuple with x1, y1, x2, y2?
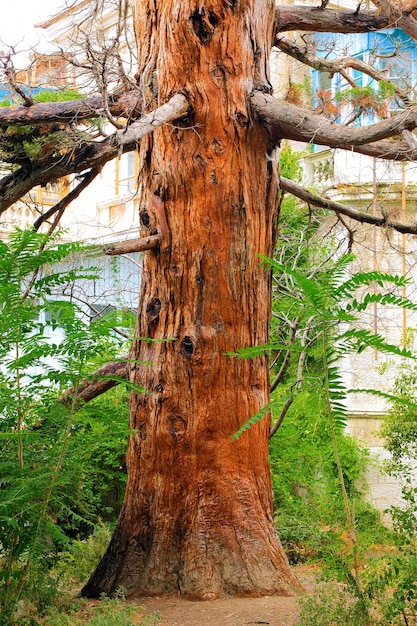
(82, 0, 298, 599)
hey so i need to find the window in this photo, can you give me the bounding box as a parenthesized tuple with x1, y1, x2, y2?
(116, 152, 138, 196)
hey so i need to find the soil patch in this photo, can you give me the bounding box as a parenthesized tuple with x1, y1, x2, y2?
(135, 565, 318, 626)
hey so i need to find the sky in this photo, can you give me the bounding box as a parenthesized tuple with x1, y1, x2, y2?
(0, 0, 69, 65)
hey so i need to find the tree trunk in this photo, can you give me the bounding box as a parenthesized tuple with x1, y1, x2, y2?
(82, 0, 299, 598)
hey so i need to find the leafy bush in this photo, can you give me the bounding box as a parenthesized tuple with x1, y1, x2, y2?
(44, 595, 160, 626)
(297, 582, 368, 626)
(0, 229, 135, 623)
(54, 524, 113, 586)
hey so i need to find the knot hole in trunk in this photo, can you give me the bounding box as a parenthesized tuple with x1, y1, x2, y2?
(190, 9, 219, 45)
(140, 210, 151, 229)
(167, 415, 187, 438)
(181, 336, 195, 359)
(146, 297, 162, 322)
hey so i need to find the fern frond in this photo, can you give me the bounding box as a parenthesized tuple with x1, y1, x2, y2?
(336, 271, 409, 299)
(337, 328, 415, 359)
(349, 388, 417, 410)
(232, 395, 294, 439)
(347, 292, 417, 313)
(231, 403, 274, 439)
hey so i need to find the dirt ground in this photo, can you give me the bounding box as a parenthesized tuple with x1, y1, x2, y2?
(135, 565, 317, 626)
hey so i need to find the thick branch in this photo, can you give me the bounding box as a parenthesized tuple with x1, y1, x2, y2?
(251, 91, 417, 161)
(275, 5, 394, 34)
(103, 234, 161, 255)
(280, 176, 417, 235)
(251, 91, 417, 147)
(0, 90, 142, 126)
(0, 93, 189, 213)
(60, 356, 128, 406)
(370, 0, 417, 41)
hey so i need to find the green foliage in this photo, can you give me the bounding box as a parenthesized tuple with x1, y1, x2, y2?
(234, 252, 415, 434)
(232, 176, 415, 603)
(333, 357, 417, 623)
(55, 523, 113, 586)
(297, 583, 368, 626)
(8, 524, 161, 624)
(44, 597, 160, 626)
(334, 83, 391, 118)
(0, 229, 137, 624)
(381, 362, 417, 475)
(288, 321, 417, 623)
(1, 89, 82, 108)
(231, 401, 277, 439)
(362, 485, 417, 625)
(335, 84, 375, 103)
(44, 595, 161, 626)
(279, 144, 304, 181)
(377, 80, 396, 99)
(33, 90, 83, 103)
(269, 385, 380, 563)
(297, 486, 417, 625)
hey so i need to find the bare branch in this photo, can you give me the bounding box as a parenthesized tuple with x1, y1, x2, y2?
(33, 168, 100, 231)
(103, 234, 162, 256)
(0, 51, 34, 107)
(280, 176, 417, 235)
(370, 0, 417, 41)
(274, 36, 411, 105)
(270, 316, 301, 394)
(402, 128, 417, 149)
(269, 396, 295, 438)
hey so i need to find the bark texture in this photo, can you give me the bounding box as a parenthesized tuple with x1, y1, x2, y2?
(82, 0, 298, 599)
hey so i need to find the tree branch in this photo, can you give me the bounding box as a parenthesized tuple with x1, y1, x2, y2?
(0, 93, 189, 213)
(33, 168, 100, 231)
(275, 5, 395, 34)
(280, 176, 417, 235)
(103, 234, 162, 255)
(0, 90, 142, 126)
(369, 0, 417, 41)
(270, 316, 301, 394)
(274, 36, 410, 105)
(252, 91, 417, 148)
(251, 91, 417, 161)
(60, 356, 128, 406)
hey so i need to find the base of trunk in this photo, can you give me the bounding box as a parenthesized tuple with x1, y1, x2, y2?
(81, 498, 300, 599)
